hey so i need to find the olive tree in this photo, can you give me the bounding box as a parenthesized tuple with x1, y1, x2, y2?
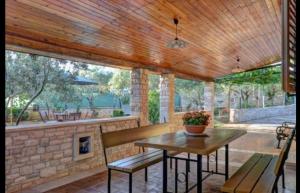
(5, 51, 87, 125)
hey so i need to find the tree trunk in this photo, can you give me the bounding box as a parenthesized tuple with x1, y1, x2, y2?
(119, 98, 122, 109)
(227, 85, 232, 111)
(16, 83, 46, 125)
(16, 66, 48, 125)
(5, 97, 12, 122)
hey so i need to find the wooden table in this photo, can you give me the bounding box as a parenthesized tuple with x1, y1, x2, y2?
(135, 128, 246, 193)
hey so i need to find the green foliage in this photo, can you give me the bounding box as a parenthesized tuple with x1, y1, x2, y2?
(182, 111, 210, 125)
(148, 74, 160, 90)
(215, 65, 283, 109)
(216, 65, 281, 85)
(112, 109, 124, 117)
(175, 78, 204, 111)
(5, 50, 87, 124)
(109, 70, 131, 105)
(8, 107, 29, 121)
(148, 90, 160, 124)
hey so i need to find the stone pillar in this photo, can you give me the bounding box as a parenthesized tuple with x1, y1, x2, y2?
(131, 68, 149, 126)
(203, 81, 215, 128)
(159, 74, 175, 123)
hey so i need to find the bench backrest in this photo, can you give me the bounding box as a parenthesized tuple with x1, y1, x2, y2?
(274, 126, 296, 177)
(100, 122, 171, 165)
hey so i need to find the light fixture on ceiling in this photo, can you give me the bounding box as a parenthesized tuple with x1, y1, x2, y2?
(166, 18, 188, 49)
(232, 56, 244, 73)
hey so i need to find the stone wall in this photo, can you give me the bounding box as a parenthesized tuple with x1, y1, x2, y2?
(131, 68, 149, 126)
(5, 116, 139, 193)
(160, 74, 175, 123)
(229, 104, 296, 123)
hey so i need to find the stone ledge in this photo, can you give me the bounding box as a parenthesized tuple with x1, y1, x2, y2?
(20, 167, 106, 193)
(6, 116, 139, 133)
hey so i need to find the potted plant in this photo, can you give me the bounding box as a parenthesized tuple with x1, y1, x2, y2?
(182, 111, 211, 134)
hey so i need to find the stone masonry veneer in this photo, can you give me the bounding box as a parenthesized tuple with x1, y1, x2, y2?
(5, 116, 140, 193)
(131, 68, 149, 126)
(159, 74, 175, 124)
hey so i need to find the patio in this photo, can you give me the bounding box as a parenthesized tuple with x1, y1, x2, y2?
(44, 157, 296, 193)
(5, 0, 296, 193)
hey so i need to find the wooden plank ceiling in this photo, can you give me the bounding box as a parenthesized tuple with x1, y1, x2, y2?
(5, 0, 282, 81)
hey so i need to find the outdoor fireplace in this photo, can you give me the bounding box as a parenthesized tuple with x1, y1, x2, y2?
(73, 132, 94, 161)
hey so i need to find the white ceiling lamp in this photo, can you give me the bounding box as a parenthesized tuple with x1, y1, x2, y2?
(232, 56, 244, 73)
(166, 18, 188, 49)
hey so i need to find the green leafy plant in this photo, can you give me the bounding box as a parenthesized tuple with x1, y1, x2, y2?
(182, 111, 210, 125)
(148, 90, 160, 124)
(112, 109, 124, 117)
(8, 107, 29, 121)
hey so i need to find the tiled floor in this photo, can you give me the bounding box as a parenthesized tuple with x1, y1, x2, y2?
(45, 154, 296, 193)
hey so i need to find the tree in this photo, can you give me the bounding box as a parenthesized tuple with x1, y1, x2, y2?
(148, 90, 160, 124)
(175, 78, 204, 111)
(80, 66, 113, 94)
(266, 85, 278, 106)
(5, 51, 87, 125)
(108, 70, 131, 107)
(216, 65, 282, 109)
(148, 74, 160, 124)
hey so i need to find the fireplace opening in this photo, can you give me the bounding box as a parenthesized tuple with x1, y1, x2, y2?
(79, 136, 91, 154)
(73, 132, 94, 161)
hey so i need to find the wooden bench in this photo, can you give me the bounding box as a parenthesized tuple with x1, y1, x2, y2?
(221, 127, 295, 193)
(100, 121, 178, 193)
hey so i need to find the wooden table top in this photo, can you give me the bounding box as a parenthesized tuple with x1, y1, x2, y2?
(135, 128, 247, 155)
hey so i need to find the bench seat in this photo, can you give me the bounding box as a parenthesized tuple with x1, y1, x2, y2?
(108, 149, 178, 173)
(221, 153, 278, 193)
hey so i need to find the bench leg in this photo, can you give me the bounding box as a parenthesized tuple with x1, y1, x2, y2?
(282, 167, 285, 189)
(129, 173, 132, 193)
(145, 167, 148, 182)
(108, 168, 111, 193)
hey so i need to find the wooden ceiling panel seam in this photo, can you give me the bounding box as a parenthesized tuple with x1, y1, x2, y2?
(7, 1, 282, 63)
(254, 0, 279, 57)
(129, 1, 243, 58)
(6, 0, 282, 79)
(6, 29, 216, 81)
(225, 1, 265, 62)
(220, 0, 277, 67)
(6, 34, 214, 82)
(5, 12, 193, 65)
(209, 0, 264, 64)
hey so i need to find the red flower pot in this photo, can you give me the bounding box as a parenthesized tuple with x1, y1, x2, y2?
(184, 125, 207, 134)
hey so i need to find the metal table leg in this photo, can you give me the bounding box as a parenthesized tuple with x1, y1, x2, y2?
(163, 150, 168, 193)
(225, 144, 229, 180)
(215, 150, 218, 173)
(197, 154, 202, 193)
(175, 159, 178, 193)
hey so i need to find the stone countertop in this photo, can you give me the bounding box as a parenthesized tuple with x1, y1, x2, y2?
(5, 116, 139, 132)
